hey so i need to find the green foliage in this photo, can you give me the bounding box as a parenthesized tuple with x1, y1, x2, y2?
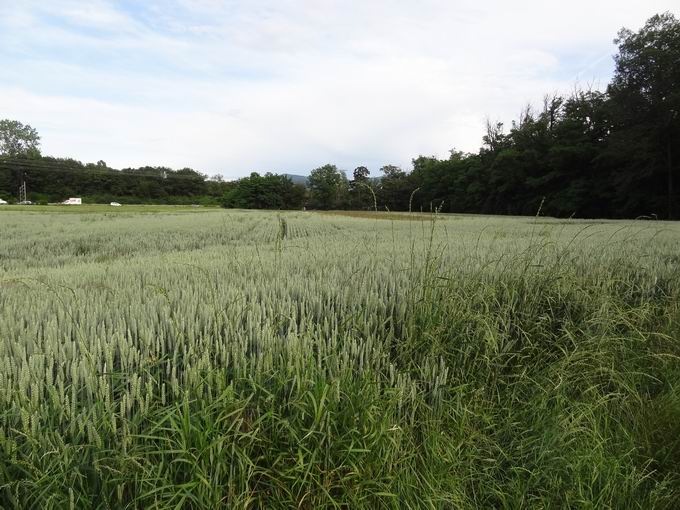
(348, 166, 376, 210)
(401, 13, 680, 219)
(0, 156, 229, 205)
(606, 12, 680, 219)
(308, 164, 349, 209)
(377, 165, 412, 211)
(0, 119, 41, 158)
(344, 13, 680, 219)
(222, 172, 305, 209)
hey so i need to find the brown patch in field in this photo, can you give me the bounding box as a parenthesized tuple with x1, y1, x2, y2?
(320, 210, 436, 221)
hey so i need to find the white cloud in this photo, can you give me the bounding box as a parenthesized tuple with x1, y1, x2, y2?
(0, 0, 677, 177)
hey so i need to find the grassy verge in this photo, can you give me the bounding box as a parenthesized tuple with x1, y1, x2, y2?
(0, 204, 218, 214)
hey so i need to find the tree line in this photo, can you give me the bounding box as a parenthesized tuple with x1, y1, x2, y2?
(0, 157, 230, 205)
(1, 13, 678, 217)
(299, 13, 678, 219)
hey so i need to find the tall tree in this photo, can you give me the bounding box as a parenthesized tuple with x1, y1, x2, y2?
(349, 166, 374, 210)
(0, 120, 41, 157)
(353, 166, 370, 182)
(222, 172, 304, 209)
(607, 12, 680, 218)
(378, 165, 411, 211)
(307, 164, 348, 209)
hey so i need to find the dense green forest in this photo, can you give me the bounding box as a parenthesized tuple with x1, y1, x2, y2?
(0, 157, 230, 205)
(1, 13, 678, 218)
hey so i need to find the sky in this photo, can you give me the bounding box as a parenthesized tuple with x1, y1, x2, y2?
(0, 1, 677, 179)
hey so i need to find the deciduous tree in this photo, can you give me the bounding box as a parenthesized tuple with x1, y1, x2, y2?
(0, 119, 41, 157)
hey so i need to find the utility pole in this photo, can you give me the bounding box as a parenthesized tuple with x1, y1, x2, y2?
(18, 172, 27, 203)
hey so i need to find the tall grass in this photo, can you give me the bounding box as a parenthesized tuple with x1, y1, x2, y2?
(0, 209, 679, 508)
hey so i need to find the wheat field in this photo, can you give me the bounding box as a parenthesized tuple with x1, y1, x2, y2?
(1, 207, 679, 508)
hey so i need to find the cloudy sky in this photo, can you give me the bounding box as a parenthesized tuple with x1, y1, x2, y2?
(0, 1, 676, 178)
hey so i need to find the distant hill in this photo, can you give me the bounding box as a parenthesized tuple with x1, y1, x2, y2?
(282, 174, 380, 187)
(282, 174, 309, 186)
